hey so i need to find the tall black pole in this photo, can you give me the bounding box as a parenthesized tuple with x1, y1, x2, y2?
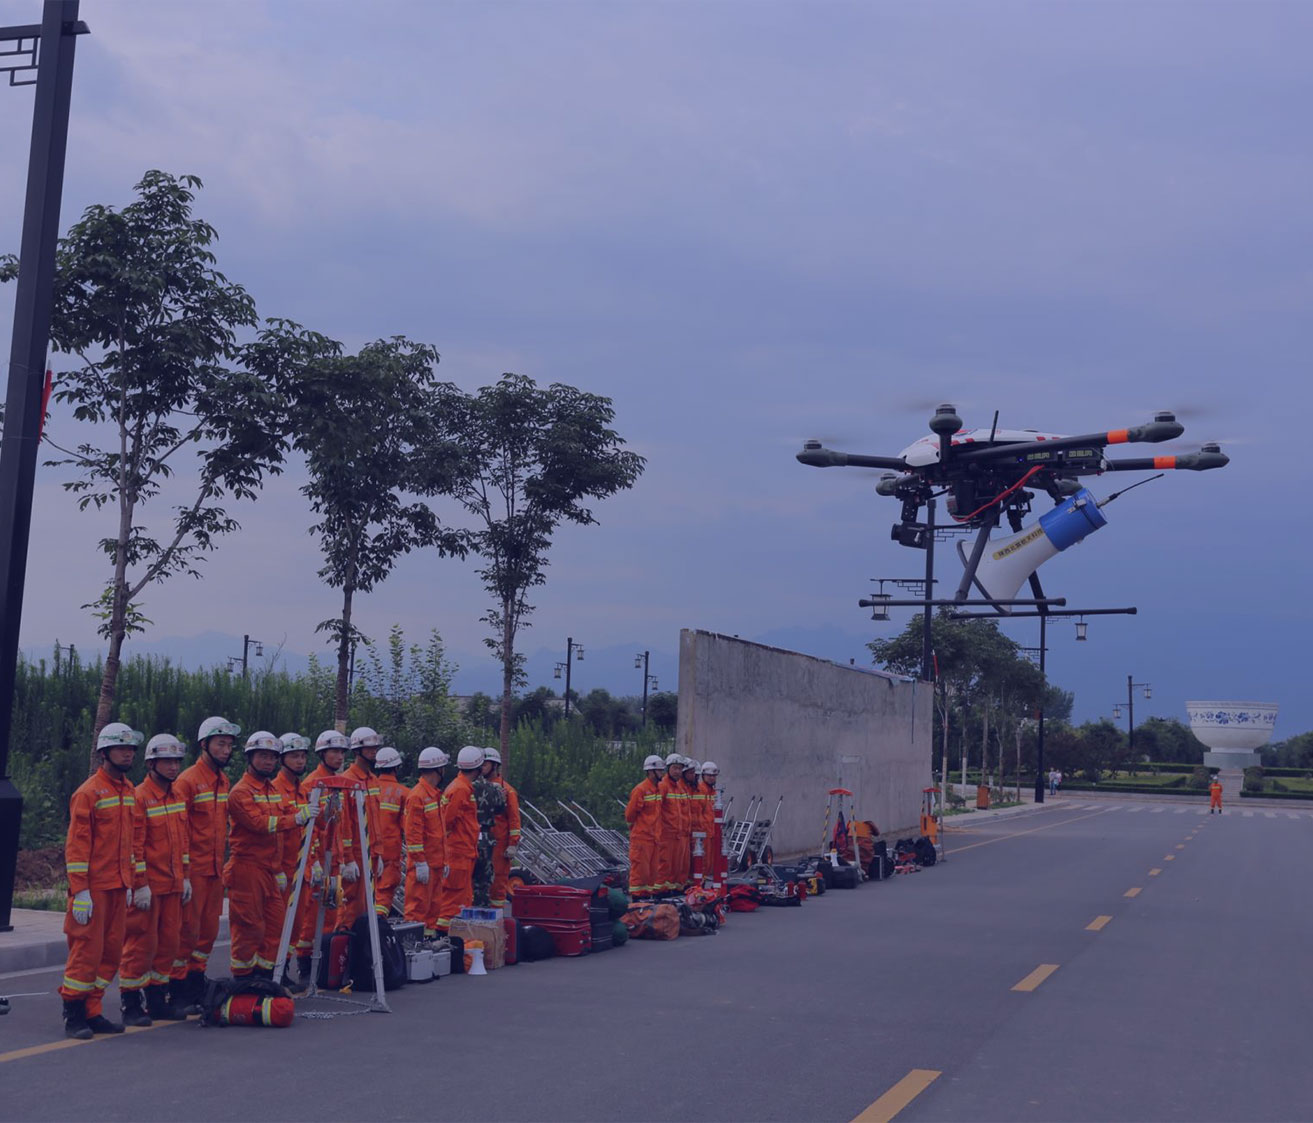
(564, 636, 573, 718)
(921, 497, 935, 683)
(1033, 613, 1047, 804)
(0, 1, 84, 934)
(1127, 673, 1134, 760)
(242, 633, 250, 679)
(640, 649, 649, 729)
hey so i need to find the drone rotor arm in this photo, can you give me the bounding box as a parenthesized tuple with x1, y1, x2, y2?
(1104, 449, 1229, 472)
(796, 446, 908, 470)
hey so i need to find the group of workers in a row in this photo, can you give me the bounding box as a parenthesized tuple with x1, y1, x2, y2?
(624, 752, 721, 898)
(60, 716, 518, 1040)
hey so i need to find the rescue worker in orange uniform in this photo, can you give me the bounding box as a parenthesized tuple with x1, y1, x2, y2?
(483, 747, 521, 910)
(435, 746, 484, 931)
(225, 731, 319, 977)
(174, 715, 238, 1012)
(272, 732, 316, 990)
(373, 747, 409, 917)
(60, 722, 143, 1039)
(625, 754, 666, 899)
(120, 733, 190, 1027)
(294, 729, 351, 982)
(656, 753, 690, 893)
(404, 747, 448, 937)
(699, 761, 723, 887)
(683, 758, 708, 883)
(1210, 775, 1224, 813)
(339, 726, 383, 926)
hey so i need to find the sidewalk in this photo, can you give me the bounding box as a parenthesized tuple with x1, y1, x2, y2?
(0, 904, 229, 976)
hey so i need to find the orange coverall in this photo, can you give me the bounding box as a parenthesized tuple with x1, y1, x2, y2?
(60, 766, 137, 1015)
(686, 781, 709, 880)
(121, 773, 189, 992)
(436, 771, 478, 930)
(1210, 780, 1223, 812)
(701, 782, 723, 883)
(624, 776, 664, 898)
(490, 776, 521, 909)
(339, 760, 381, 926)
(656, 775, 689, 892)
(374, 775, 409, 916)
(295, 763, 345, 950)
(224, 773, 304, 975)
(174, 757, 229, 975)
(403, 776, 446, 935)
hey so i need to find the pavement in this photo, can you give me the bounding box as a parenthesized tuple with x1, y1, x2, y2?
(3, 796, 1311, 1121)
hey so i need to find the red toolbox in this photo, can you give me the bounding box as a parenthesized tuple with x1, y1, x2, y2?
(533, 917, 592, 957)
(511, 885, 591, 924)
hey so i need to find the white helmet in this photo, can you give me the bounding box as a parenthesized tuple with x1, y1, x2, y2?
(683, 758, 700, 772)
(375, 747, 402, 770)
(97, 722, 143, 752)
(349, 726, 381, 750)
(484, 747, 502, 765)
(665, 752, 684, 768)
(243, 730, 281, 755)
(279, 732, 309, 754)
(418, 746, 449, 770)
(643, 754, 665, 771)
(198, 716, 240, 743)
(700, 760, 720, 777)
(456, 745, 485, 770)
(144, 733, 185, 761)
(314, 729, 348, 753)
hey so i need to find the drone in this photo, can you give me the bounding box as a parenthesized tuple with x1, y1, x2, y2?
(797, 404, 1228, 611)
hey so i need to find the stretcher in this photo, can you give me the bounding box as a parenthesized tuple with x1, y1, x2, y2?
(557, 800, 631, 870)
(519, 799, 615, 879)
(723, 794, 762, 871)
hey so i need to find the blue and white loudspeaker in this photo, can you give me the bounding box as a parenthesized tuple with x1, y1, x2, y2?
(963, 488, 1107, 608)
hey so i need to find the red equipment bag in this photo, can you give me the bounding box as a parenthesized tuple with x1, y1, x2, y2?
(621, 902, 680, 940)
(217, 993, 295, 1028)
(728, 885, 762, 912)
(511, 885, 591, 923)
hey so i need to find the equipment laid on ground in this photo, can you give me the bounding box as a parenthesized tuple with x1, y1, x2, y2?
(518, 799, 615, 879)
(921, 788, 941, 845)
(557, 800, 631, 870)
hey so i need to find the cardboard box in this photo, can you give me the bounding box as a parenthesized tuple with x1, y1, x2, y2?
(449, 918, 506, 970)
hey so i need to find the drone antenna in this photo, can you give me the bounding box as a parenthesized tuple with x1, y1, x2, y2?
(988, 410, 999, 444)
(1098, 472, 1165, 507)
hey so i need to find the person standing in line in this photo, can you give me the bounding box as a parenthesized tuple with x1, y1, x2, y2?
(59, 722, 143, 1039)
(625, 755, 666, 899)
(173, 716, 239, 1013)
(403, 747, 448, 937)
(436, 746, 485, 931)
(372, 747, 409, 917)
(483, 747, 521, 911)
(339, 726, 384, 926)
(471, 751, 507, 908)
(272, 732, 316, 990)
(119, 733, 191, 1026)
(293, 729, 351, 983)
(656, 753, 688, 894)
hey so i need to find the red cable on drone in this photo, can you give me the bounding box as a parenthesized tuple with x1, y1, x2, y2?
(951, 465, 1044, 523)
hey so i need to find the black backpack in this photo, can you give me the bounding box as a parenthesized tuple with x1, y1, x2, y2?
(349, 913, 407, 992)
(914, 836, 937, 867)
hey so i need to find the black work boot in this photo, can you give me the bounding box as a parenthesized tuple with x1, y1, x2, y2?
(85, 1010, 125, 1034)
(62, 998, 93, 1040)
(120, 988, 151, 1027)
(183, 970, 206, 1016)
(163, 979, 190, 1019)
(145, 983, 185, 1021)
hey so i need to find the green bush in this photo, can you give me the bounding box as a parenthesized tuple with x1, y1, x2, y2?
(1242, 766, 1264, 794)
(1189, 766, 1211, 789)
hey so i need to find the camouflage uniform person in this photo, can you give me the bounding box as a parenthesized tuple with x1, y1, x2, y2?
(471, 768, 507, 907)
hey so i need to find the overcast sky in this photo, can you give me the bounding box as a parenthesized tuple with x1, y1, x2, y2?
(1, 1, 1308, 736)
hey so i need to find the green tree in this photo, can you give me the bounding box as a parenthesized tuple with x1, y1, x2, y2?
(2, 172, 285, 766)
(646, 691, 678, 731)
(438, 374, 644, 761)
(254, 327, 466, 723)
(1133, 717, 1208, 764)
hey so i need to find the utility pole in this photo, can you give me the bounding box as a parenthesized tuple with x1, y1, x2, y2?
(0, 1, 89, 934)
(635, 650, 658, 728)
(554, 636, 584, 718)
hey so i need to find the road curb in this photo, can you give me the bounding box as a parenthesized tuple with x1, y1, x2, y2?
(0, 917, 229, 975)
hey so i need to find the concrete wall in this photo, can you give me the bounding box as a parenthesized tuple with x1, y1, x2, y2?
(676, 629, 932, 856)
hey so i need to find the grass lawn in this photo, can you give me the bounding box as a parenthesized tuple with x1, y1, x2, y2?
(1269, 776, 1313, 794)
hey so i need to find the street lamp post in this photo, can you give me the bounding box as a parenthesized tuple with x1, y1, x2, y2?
(0, 1, 89, 934)
(1113, 674, 1152, 761)
(553, 636, 584, 717)
(635, 651, 659, 727)
(226, 634, 263, 679)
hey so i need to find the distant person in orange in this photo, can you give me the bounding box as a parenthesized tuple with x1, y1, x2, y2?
(339, 727, 384, 926)
(119, 733, 190, 1027)
(483, 747, 521, 910)
(436, 746, 484, 931)
(683, 758, 707, 881)
(404, 747, 448, 937)
(1210, 775, 1224, 814)
(225, 731, 318, 977)
(59, 722, 142, 1039)
(295, 729, 350, 978)
(656, 753, 689, 893)
(625, 755, 666, 898)
(699, 761, 722, 883)
(273, 732, 316, 990)
(372, 747, 409, 917)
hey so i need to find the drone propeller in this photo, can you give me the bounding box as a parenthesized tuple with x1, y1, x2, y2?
(951, 413, 1184, 465)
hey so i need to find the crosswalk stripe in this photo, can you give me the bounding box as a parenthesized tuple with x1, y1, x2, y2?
(1265, 812, 1276, 819)
(1150, 807, 1164, 814)
(1174, 808, 1187, 814)
(1242, 811, 1253, 818)
(1127, 806, 1143, 814)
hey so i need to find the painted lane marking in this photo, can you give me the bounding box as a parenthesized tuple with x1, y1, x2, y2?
(1149, 868, 1162, 876)
(852, 1069, 942, 1123)
(1150, 807, 1164, 814)
(1176, 844, 1186, 850)
(1086, 915, 1113, 931)
(1164, 855, 1176, 861)
(0, 1021, 176, 1065)
(1127, 806, 1143, 813)
(1174, 808, 1187, 814)
(1265, 812, 1277, 819)
(1013, 964, 1060, 992)
(1125, 887, 1142, 898)
(951, 808, 1117, 855)
(1242, 811, 1253, 818)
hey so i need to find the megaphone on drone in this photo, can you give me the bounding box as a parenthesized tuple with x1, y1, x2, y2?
(961, 487, 1108, 608)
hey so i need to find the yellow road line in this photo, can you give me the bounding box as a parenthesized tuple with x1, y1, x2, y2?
(853, 1069, 942, 1123)
(0, 1020, 175, 1065)
(1124, 887, 1142, 898)
(1149, 868, 1162, 876)
(1175, 844, 1186, 849)
(1012, 964, 1059, 992)
(950, 808, 1116, 855)
(1086, 915, 1113, 931)
(1164, 855, 1176, 861)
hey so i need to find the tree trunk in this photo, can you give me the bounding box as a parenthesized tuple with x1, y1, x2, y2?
(90, 490, 134, 773)
(498, 605, 514, 765)
(90, 625, 126, 775)
(334, 584, 355, 729)
(980, 703, 990, 795)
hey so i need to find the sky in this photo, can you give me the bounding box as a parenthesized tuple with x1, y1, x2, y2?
(1, 1, 1309, 737)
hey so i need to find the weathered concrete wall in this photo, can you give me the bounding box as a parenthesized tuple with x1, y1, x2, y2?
(677, 630, 932, 856)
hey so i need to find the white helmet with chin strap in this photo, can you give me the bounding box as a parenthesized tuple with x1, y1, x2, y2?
(279, 732, 309, 754)
(484, 747, 502, 766)
(349, 726, 381, 750)
(244, 731, 281, 755)
(144, 733, 185, 761)
(700, 760, 720, 777)
(314, 729, 348, 753)
(456, 745, 485, 770)
(98, 722, 143, 752)
(197, 716, 240, 744)
(643, 754, 665, 772)
(375, 747, 402, 771)
(418, 746, 449, 770)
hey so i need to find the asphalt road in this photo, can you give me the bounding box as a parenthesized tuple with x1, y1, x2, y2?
(2, 799, 1309, 1123)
